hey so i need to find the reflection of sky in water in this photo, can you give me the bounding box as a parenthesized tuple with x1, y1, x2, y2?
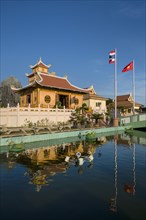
(0, 132, 146, 220)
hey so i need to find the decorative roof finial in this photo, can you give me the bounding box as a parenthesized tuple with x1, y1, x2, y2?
(29, 58, 51, 69)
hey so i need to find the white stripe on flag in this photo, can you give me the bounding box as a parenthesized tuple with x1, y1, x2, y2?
(109, 52, 115, 56)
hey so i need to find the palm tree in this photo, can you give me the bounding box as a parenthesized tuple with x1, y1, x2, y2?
(79, 103, 89, 114)
(69, 107, 88, 128)
(91, 113, 104, 125)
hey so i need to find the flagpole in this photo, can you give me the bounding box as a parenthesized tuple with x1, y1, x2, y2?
(114, 49, 117, 119)
(132, 60, 135, 114)
(133, 143, 136, 195)
(114, 137, 118, 210)
(109, 137, 118, 212)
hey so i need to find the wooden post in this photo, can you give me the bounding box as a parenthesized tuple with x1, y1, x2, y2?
(63, 105, 65, 124)
(56, 105, 58, 124)
(28, 103, 31, 122)
(17, 103, 20, 127)
(37, 88, 40, 106)
(38, 104, 40, 121)
(6, 103, 9, 127)
(69, 93, 71, 108)
(48, 104, 50, 122)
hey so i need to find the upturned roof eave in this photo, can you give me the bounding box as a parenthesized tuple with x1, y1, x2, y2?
(11, 81, 37, 93)
(25, 73, 35, 78)
(29, 58, 51, 69)
(37, 72, 89, 94)
(37, 81, 88, 94)
(12, 81, 88, 94)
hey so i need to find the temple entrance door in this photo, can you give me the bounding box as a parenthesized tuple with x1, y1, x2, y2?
(59, 95, 69, 108)
(27, 94, 31, 104)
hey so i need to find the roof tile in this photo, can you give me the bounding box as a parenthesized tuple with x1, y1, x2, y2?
(37, 73, 88, 93)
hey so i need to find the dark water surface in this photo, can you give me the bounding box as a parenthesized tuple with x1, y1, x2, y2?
(0, 131, 146, 220)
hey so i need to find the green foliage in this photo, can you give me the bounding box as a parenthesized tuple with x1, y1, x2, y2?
(106, 98, 114, 118)
(80, 103, 89, 113)
(54, 101, 64, 109)
(82, 103, 87, 108)
(106, 98, 113, 105)
(0, 76, 22, 107)
(85, 131, 97, 142)
(69, 109, 86, 124)
(91, 113, 103, 124)
(86, 131, 96, 138)
(69, 105, 107, 128)
(23, 118, 54, 128)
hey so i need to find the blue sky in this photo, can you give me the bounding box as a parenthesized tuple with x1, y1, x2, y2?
(1, 0, 146, 105)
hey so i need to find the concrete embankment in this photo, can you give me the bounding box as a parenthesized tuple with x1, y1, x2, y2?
(0, 125, 131, 148)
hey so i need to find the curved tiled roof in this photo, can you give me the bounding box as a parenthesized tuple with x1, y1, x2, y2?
(12, 58, 89, 94)
(12, 72, 88, 94)
(117, 94, 132, 101)
(35, 73, 88, 93)
(116, 101, 133, 108)
(83, 93, 107, 100)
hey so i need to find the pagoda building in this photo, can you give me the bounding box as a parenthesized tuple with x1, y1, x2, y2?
(12, 58, 88, 109)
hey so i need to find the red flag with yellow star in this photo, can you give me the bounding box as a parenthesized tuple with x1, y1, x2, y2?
(122, 61, 133, 72)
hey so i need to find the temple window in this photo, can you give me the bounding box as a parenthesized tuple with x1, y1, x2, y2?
(96, 102, 101, 107)
(45, 95, 51, 103)
(27, 94, 31, 104)
(34, 97, 37, 103)
(74, 97, 79, 105)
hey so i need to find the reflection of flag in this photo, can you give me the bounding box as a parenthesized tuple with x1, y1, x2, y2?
(122, 61, 133, 72)
(109, 50, 116, 64)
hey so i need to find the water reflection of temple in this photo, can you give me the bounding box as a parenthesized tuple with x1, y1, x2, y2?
(21, 141, 97, 164)
(0, 135, 137, 196)
(26, 136, 106, 162)
(23, 141, 99, 191)
(1, 139, 103, 192)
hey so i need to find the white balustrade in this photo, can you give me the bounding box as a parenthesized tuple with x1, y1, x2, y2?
(0, 105, 74, 127)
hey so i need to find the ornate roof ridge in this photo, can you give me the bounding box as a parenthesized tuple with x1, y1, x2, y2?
(84, 93, 107, 100)
(37, 72, 88, 93)
(83, 85, 96, 94)
(117, 94, 131, 97)
(29, 57, 51, 69)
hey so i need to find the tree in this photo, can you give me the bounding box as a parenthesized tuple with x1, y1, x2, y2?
(80, 103, 88, 113)
(106, 98, 114, 118)
(0, 76, 22, 107)
(91, 113, 104, 124)
(69, 108, 88, 128)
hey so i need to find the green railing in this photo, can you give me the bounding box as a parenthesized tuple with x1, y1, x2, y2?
(120, 113, 146, 128)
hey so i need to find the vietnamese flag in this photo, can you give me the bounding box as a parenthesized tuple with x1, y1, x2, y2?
(122, 61, 133, 72)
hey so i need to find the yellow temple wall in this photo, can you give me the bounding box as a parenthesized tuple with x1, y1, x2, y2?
(20, 87, 84, 109)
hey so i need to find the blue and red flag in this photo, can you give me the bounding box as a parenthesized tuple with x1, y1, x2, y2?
(109, 50, 116, 64)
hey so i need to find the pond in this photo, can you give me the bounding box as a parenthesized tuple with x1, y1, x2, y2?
(0, 131, 146, 220)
